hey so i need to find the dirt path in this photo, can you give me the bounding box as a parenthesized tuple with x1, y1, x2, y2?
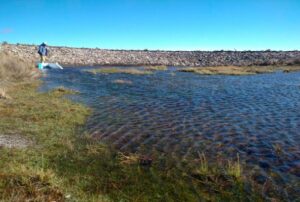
(0, 134, 32, 148)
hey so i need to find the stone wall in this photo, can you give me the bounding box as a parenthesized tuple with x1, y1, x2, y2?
(1, 44, 300, 67)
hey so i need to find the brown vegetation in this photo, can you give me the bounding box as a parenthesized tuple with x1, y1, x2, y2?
(0, 52, 39, 100)
(0, 52, 38, 82)
(179, 65, 300, 75)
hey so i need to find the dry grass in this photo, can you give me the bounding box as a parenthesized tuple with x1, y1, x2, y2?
(0, 52, 38, 82)
(179, 65, 300, 75)
(87, 67, 152, 75)
(117, 152, 139, 165)
(0, 52, 39, 100)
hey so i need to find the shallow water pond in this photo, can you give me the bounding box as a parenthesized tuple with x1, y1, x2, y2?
(41, 66, 300, 198)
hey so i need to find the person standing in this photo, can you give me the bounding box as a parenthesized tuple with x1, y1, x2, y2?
(37, 42, 48, 63)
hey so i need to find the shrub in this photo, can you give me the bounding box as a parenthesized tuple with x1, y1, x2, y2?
(293, 58, 300, 65)
(286, 58, 300, 66)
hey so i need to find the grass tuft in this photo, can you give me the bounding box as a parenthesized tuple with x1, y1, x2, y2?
(197, 152, 209, 175)
(226, 154, 242, 178)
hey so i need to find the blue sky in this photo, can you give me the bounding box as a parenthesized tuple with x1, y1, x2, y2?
(0, 0, 299, 50)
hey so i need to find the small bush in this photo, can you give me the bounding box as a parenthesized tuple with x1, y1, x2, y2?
(292, 58, 300, 65)
(286, 58, 300, 66)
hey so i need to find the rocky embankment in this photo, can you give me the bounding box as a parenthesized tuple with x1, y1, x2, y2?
(1, 44, 300, 67)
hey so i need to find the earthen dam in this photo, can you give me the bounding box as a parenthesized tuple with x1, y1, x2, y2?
(1, 43, 300, 67)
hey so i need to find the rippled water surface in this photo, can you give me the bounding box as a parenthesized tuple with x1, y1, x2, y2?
(41, 66, 300, 197)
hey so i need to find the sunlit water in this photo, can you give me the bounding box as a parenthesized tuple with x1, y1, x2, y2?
(41, 66, 300, 198)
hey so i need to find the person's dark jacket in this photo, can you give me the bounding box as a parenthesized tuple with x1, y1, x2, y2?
(38, 43, 48, 56)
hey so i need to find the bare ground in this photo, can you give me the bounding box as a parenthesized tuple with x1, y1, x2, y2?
(0, 134, 32, 148)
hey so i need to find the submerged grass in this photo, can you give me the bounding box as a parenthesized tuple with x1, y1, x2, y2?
(144, 65, 168, 71)
(86, 67, 153, 75)
(0, 81, 268, 201)
(112, 79, 133, 85)
(179, 65, 300, 75)
(86, 66, 168, 75)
